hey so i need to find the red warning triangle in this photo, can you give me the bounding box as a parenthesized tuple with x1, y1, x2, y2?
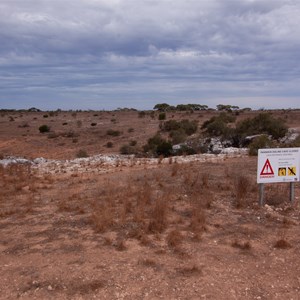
(260, 159, 274, 175)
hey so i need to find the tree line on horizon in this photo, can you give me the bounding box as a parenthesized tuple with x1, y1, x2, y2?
(1, 104, 298, 113)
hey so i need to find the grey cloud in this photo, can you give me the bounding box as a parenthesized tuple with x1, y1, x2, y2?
(0, 0, 299, 109)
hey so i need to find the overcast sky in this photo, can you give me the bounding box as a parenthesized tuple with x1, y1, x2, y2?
(0, 0, 300, 110)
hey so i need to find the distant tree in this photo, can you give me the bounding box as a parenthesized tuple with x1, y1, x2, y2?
(216, 104, 239, 112)
(154, 103, 171, 111)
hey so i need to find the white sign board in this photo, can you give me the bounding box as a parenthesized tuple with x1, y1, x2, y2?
(257, 148, 300, 183)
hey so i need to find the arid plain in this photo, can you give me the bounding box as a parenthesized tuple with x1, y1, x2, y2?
(1, 109, 300, 299)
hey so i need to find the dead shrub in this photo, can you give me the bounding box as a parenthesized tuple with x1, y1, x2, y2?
(114, 239, 127, 251)
(90, 204, 115, 233)
(132, 182, 152, 224)
(201, 173, 209, 188)
(139, 258, 158, 268)
(139, 234, 152, 247)
(166, 229, 182, 249)
(231, 240, 252, 250)
(274, 239, 292, 249)
(265, 184, 289, 206)
(103, 236, 112, 246)
(234, 175, 251, 208)
(176, 265, 203, 277)
(171, 163, 180, 177)
(147, 197, 168, 233)
(189, 203, 206, 234)
(68, 279, 105, 295)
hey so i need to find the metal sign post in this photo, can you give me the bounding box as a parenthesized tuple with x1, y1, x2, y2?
(259, 183, 264, 206)
(290, 182, 295, 203)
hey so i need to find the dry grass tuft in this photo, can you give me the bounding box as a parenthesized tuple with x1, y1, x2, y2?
(176, 265, 203, 277)
(139, 234, 152, 247)
(114, 238, 127, 251)
(189, 203, 206, 234)
(139, 258, 158, 268)
(274, 239, 292, 249)
(201, 173, 209, 188)
(231, 240, 252, 250)
(0, 163, 39, 218)
(90, 204, 115, 233)
(166, 229, 183, 249)
(265, 184, 289, 206)
(147, 197, 168, 233)
(234, 175, 251, 208)
(68, 279, 105, 295)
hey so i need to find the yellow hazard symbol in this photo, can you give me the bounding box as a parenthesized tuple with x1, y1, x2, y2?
(278, 168, 286, 176)
(288, 167, 296, 176)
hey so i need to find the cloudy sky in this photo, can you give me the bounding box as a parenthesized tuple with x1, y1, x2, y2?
(0, 0, 300, 110)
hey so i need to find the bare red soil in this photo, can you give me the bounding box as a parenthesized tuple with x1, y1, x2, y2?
(0, 110, 300, 299)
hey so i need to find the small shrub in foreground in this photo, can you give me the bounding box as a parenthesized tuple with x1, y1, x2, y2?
(234, 175, 251, 208)
(167, 229, 182, 249)
(231, 240, 251, 250)
(107, 129, 121, 136)
(120, 144, 137, 155)
(76, 149, 89, 158)
(274, 239, 292, 249)
(39, 125, 50, 133)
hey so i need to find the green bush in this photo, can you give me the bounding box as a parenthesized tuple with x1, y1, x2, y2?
(201, 113, 236, 137)
(202, 112, 288, 148)
(169, 128, 187, 144)
(179, 119, 198, 135)
(162, 119, 198, 136)
(248, 135, 273, 156)
(39, 125, 50, 133)
(143, 134, 172, 157)
(161, 120, 181, 131)
(156, 140, 172, 157)
(236, 113, 287, 140)
(120, 144, 137, 155)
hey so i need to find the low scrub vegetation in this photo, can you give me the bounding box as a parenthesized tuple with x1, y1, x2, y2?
(201, 112, 288, 153)
(106, 129, 122, 136)
(76, 149, 89, 158)
(39, 124, 50, 133)
(143, 134, 172, 157)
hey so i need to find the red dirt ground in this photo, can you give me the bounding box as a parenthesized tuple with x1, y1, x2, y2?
(1, 110, 300, 299)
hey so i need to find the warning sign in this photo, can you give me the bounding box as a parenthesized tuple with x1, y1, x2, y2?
(260, 159, 274, 176)
(278, 168, 286, 176)
(257, 148, 300, 183)
(288, 167, 296, 176)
